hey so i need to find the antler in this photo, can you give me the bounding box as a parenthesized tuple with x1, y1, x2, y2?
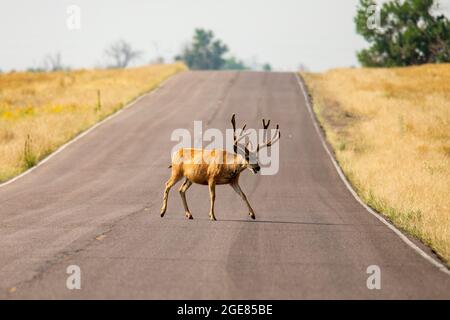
(231, 114, 250, 146)
(231, 114, 280, 153)
(256, 118, 280, 152)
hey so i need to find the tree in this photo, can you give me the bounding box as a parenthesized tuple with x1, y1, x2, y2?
(104, 39, 142, 68)
(44, 52, 64, 71)
(262, 63, 272, 71)
(175, 29, 229, 70)
(150, 41, 165, 64)
(27, 53, 67, 72)
(222, 57, 249, 70)
(355, 0, 450, 67)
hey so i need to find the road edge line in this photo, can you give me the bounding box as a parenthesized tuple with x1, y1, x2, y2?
(0, 72, 181, 189)
(295, 72, 450, 276)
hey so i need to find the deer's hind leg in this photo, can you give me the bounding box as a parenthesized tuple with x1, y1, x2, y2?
(179, 178, 193, 219)
(208, 181, 217, 221)
(160, 169, 183, 217)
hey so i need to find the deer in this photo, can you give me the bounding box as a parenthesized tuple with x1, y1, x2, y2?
(160, 114, 280, 221)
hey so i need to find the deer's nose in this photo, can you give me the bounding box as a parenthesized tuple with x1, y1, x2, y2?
(255, 166, 261, 172)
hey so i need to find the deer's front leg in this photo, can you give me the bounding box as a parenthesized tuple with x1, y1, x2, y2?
(208, 181, 217, 221)
(179, 178, 193, 219)
(161, 176, 179, 217)
(230, 182, 256, 220)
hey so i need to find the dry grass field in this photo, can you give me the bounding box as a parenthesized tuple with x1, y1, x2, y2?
(0, 63, 186, 182)
(302, 64, 450, 265)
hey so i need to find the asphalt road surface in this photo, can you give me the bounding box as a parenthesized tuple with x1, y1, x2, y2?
(0, 71, 449, 299)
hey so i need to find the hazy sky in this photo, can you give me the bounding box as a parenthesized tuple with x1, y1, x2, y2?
(1, 0, 449, 72)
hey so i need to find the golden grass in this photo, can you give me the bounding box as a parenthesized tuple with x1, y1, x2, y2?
(0, 63, 187, 182)
(302, 64, 450, 266)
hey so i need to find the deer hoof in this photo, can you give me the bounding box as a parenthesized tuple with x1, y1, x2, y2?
(185, 212, 193, 220)
(209, 215, 217, 221)
(160, 210, 166, 218)
(249, 212, 256, 220)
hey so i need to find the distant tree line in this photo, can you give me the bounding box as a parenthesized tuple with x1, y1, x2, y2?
(19, 29, 272, 73)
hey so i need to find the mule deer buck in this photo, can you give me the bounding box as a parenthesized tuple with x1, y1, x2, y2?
(160, 114, 280, 221)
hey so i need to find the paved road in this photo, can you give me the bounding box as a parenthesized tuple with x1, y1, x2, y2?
(0, 71, 449, 299)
